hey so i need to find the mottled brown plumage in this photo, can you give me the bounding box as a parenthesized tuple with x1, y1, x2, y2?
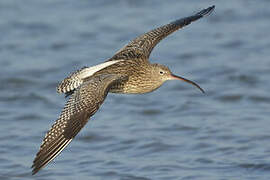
(32, 74, 127, 174)
(32, 5, 215, 175)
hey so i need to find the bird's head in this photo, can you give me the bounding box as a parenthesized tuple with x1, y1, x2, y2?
(152, 63, 204, 93)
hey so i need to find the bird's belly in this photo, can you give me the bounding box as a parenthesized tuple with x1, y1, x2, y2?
(109, 80, 161, 94)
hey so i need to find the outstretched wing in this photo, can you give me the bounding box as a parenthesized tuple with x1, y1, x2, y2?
(32, 74, 127, 175)
(110, 5, 215, 61)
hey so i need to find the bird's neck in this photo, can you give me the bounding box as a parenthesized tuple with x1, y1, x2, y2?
(122, 65, 163, 94)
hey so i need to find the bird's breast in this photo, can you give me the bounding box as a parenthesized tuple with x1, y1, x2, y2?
(110, 74, 162, 94)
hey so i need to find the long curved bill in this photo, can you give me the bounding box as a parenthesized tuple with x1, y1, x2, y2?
(171, 74, 205, 93)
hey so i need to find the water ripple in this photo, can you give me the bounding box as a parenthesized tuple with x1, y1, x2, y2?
(0, 1, 269, 180)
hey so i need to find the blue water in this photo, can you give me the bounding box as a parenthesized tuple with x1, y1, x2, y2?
(1, 0, 270, 179)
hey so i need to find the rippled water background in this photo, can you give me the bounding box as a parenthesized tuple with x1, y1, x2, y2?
(1, 0, 270, 179)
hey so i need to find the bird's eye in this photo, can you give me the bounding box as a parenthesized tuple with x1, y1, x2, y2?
(159, 71, 164, 75)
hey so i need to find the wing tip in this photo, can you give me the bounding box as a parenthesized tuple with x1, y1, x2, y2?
(31, 157, 42, 175)
(31, 161, 41, 175)
(197, 5, 215, 17)
(31, 168, 38, 175)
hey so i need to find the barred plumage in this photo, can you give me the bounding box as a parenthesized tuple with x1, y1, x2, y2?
(57, 60, 123, 94)
(32, 5, 214, 175)
(57, 66, 88, 94)
(110, 5, 215, 61)
(32, 74, 127, 174)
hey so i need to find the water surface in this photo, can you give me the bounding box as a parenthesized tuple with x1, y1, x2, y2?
(1, 0, 270, 180)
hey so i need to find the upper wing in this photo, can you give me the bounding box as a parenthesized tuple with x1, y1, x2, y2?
(32, 74, 127, 175)
(109, 5, 215, 61)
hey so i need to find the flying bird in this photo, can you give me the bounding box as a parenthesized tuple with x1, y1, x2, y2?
(32, 5, 215, 174)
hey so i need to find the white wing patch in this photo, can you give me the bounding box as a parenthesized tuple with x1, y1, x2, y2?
(79, 60, 122, 79)
(57, 60, 122, 94)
